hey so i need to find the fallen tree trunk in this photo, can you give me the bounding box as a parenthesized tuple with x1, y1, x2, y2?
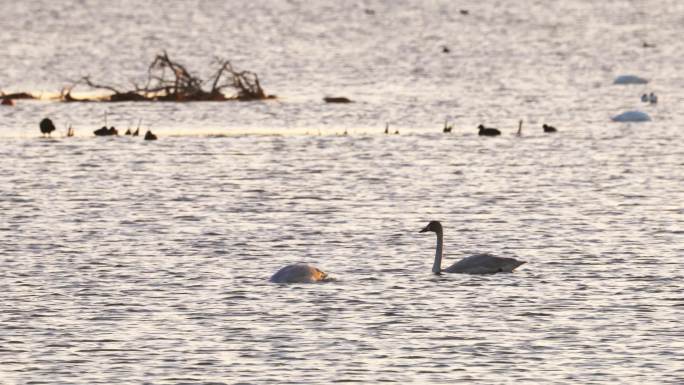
(0, 91, 37, 100)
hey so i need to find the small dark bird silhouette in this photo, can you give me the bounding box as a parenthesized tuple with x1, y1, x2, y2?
(94, 126, 109, 136)
(66, 124, 74, 137)
(442, 46, 450, 53)
(94, 111, 116, 136)
(94, 126, 118, 136)
(443, 119, 452, 133)
(125, 128, 131, 135)
(144, 130, 158, 140)
(384, 122, 389, 135)
(39, 118, 56, 137)
(460, 9, 469, 15)
(542, 124, 557, 133)
(394, 128, 399, 135)
(133, 118, 141, 136)
(478, 124, 501, 136)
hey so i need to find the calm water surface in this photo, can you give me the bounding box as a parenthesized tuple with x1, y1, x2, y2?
(1, 1, 683, 384)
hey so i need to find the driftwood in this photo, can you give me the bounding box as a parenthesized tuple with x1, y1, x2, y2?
(0, 91, 36, 100)
(324, 96, 353, 103)
(62, 51, 274, 102)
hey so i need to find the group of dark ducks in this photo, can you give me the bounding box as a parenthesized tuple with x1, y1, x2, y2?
(38, 117, 157, 140)
(382, 119, 558, 136)
(38, 117, 556, 139)
(473, 120, 557, 137)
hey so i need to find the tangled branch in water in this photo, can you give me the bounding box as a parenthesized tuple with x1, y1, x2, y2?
(61, 51, 275, 102)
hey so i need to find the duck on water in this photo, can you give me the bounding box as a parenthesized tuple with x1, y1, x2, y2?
(543, 124, 557, 133)
(443, 119, 453, 133)
(478, 124, 501, 136)
(39, 118, 56, 137)
(420, 221, 525, 274)
(94, 126, 118, 136)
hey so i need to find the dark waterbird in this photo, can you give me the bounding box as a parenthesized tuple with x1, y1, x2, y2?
(132, 118, 141, 136)
(543, 124, 557, 133)
(144, 130, 158, 140)
(93, 111, 117, 136)
(39, 118, 56, 137)
(94, 126, 118, 136)
(443, 119, 453, 133)
(93, 126, 108, 136)
(478, 124, 501, 136)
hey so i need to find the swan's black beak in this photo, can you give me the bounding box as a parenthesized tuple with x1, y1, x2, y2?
(419, 226, 429, 233)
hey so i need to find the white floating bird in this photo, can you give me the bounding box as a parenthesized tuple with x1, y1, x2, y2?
(270, 263, 328, 283)
(613, 75, 649, 85)
(611, 110, 651, 122)
(420, 221, 525, 274)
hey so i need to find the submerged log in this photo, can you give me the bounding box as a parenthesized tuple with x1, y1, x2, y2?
(1, 92, 36, 100)
(323, 96, 353, 103)
(109, 91, 148, 102)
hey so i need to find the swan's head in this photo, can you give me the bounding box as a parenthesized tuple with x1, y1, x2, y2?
(420, 220, 443, 234)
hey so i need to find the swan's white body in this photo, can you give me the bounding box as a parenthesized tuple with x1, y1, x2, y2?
(270, 263, 328, 283)
(613, 75, 649, 85)
(420, 221, 525, 274)
(442, 253, 525, 274)
(611, 110, 651, 122)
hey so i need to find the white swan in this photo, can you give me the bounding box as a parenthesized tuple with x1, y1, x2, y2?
(613, 75, 649, 85)
(611, 110, 651, 122)
(270, 263, 328, 283)
(420, 221, 526, 274)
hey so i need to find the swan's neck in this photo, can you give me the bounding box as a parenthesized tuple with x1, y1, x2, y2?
(433, 230, 443, 274)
